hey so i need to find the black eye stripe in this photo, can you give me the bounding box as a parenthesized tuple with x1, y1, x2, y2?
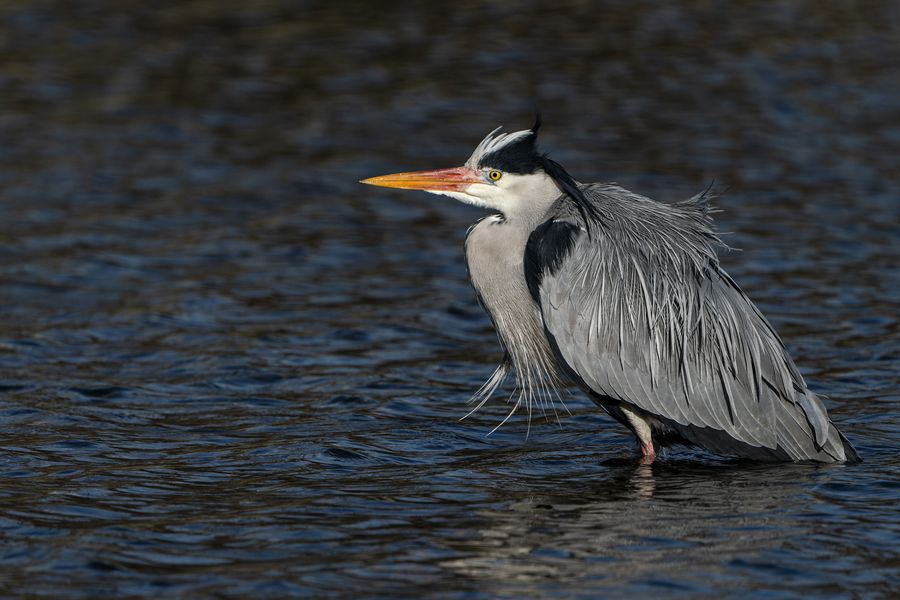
(477, 136, 542, 174)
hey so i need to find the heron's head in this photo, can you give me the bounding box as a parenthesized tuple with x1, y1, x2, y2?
(361, 117, 584, 221)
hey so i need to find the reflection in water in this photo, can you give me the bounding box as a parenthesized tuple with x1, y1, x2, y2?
(0, 0, 896, 597)
(442, 464, 819, 592)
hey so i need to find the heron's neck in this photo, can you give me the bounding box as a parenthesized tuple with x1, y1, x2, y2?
(464, 215, 563, 397)
(500, 172, 563, 229)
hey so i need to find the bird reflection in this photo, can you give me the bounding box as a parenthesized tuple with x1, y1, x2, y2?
(440, 461, 826, 589)
(628, 463, 656, 499)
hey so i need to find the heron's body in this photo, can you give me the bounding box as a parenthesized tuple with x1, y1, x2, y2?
(362, 119, 859, 463)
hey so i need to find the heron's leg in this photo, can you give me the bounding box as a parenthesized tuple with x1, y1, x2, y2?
(639, 442, 657, 464)
(620, 405, 656, 464)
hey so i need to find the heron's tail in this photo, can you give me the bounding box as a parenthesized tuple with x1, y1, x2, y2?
(815, 419, 861, 463)
(836, 427, 861, 464)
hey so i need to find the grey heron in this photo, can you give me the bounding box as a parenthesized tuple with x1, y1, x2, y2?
(360, 118, 859, 463)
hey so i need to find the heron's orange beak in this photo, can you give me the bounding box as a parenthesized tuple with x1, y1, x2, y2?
(360, 167, 482, 192)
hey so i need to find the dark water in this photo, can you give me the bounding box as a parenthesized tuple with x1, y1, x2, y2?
(0, 1, 898, 597)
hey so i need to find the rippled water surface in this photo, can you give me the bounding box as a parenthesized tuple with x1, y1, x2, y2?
(0, 1, 898, 597)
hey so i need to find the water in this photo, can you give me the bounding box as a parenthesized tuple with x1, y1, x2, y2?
(0, 1, 898, 597)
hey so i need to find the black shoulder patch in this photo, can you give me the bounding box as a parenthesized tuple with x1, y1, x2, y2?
(524, 219, 580, 303)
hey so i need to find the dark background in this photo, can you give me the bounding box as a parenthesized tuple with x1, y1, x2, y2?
(0, 1, 897, 597)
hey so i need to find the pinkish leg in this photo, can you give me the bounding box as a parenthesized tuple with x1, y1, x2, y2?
(621, 406, 656, 464)
(639, 441, 657, 465)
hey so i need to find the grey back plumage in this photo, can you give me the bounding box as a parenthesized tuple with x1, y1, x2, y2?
(530, 183, 858, 462)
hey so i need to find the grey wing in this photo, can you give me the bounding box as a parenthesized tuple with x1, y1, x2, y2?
(530, 189, 855, 462)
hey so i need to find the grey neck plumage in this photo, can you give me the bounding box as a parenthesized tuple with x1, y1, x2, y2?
(462, 172, 567, 425)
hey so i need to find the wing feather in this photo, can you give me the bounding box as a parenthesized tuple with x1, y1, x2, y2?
(529, 184, 854, 461)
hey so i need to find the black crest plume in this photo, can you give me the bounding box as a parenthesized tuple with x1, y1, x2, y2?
(471, 115, 602, 227)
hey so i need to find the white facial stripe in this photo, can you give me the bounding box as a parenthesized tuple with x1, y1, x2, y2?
(465, 127, 534, 169)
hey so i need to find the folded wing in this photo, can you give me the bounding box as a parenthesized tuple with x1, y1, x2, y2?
(526, 184, 854, 462)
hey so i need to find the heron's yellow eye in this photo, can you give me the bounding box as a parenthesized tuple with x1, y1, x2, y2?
(488, 170, 502, 182)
